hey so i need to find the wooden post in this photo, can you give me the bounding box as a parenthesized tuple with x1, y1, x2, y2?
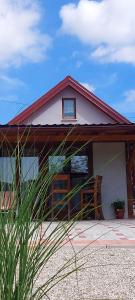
(126, 142, 135, 217)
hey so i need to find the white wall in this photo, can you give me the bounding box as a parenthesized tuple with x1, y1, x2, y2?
(24, 87, 114, 125)
(93, 142, 128, 219)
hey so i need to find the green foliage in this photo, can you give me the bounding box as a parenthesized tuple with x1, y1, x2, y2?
(0, 134, 92, 300)
(112, 200, 125, 210)
(0, 129, 122, 299)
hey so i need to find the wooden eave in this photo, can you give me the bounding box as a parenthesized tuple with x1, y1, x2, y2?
(0, 124, 135, 143)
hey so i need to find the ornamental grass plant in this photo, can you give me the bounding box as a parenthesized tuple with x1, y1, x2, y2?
(0, 129, 124, 300)
(0, 131, 93, 300)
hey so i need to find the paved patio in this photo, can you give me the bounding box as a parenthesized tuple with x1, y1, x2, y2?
(34, 220, 135, 299)
(38, 219, 135, 247)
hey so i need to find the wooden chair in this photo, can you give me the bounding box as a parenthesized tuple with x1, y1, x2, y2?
(80, 175, 103, 220)
(51, 174, 71, 220)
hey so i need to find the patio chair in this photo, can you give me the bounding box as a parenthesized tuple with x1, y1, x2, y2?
(80, 175, 103, 220)
(51, 174, 71, 220)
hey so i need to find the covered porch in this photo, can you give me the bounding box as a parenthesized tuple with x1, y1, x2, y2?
(0, 124, 135, 219)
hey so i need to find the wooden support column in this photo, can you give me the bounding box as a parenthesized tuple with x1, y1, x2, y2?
(126, 142, 135, 217)
(16, 140, 21, 212)
(87, 142, 93, 178)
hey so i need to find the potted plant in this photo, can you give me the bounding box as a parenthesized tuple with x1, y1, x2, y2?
(112, 200, 125, 219)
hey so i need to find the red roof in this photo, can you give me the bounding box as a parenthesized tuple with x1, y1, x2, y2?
(9, 76, 130, 125)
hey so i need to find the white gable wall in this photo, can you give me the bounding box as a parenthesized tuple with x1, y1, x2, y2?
(24, 87, 115, 125)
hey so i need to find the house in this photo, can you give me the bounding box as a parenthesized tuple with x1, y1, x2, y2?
(0, 75, 135, 219)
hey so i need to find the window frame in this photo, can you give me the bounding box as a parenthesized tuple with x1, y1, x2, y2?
(62, 98, 76, 120)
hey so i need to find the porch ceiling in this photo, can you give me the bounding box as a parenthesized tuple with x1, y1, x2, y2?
(0, 124, 135, 143)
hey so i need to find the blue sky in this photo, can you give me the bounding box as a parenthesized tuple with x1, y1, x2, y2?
(1, 0, 135, 123)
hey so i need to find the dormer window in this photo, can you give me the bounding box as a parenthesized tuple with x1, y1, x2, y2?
(62, 98, 76, 119)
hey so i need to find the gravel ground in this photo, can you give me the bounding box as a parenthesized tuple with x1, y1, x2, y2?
(35, 246, 135, 300)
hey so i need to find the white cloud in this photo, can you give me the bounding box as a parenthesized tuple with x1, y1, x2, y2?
(0, 74, 28, 106)
(80, 82, 95, 92)
(60, 0, 135, 64)
(0, 75, 25, 87)
(0, 95, 19, 102)
(75, 60, 83, 68)
(114, 89, 135, 113)
(124, 90, 135, 103)
(0, 0, 51, 68)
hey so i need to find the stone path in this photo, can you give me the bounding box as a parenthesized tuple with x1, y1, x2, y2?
(34, 219, 135, 247)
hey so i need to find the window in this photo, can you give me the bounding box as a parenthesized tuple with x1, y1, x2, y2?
(20, 157, 39, 200)
(71, 156, 88, 174)
(0, 157, 16, 190)
(62, 98, 76, 119)
(49, 156, 65, 174)
(21, 157, 39, 182)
